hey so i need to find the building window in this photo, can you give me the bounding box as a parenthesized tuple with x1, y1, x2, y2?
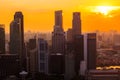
(40, 53, 45, 60)
(40, 63, 45, 71)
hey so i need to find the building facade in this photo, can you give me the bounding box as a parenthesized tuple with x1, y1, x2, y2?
(74, 35, 84, 75)
(84, 33, 97, 70)
(38, 38, 49, 74)
(0, 54, 20, 79)
(27, 38, 38, 77)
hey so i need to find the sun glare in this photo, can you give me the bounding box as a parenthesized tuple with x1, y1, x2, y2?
(93, 6, 119, 15)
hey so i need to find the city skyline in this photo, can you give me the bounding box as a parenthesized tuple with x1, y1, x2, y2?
(1, 1, 120, 33)
(0, 3, 120, 79)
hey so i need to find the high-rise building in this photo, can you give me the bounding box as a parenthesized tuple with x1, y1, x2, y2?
(38, 38, 49, 74)
(10, 20, 20, 54)
(84, 33, 97, 70)
(52, 10, 66, 55)
(72, 12, 81, 37)
(27, 38, 38, 77)
(10, 11, 25, 70)
(55, 10, 63, 28)
(74, 35, 84, 75)
(0, 24, 5, 54)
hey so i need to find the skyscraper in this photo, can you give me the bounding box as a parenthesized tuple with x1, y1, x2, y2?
(52, 10, 65, 54)
(72, 12, 81, 37)
(84, 33, 97, 70)
(0, 24, 5, 54)
(74, 35, 84, 75)
(27, 38, 38, 77)
(10, 11, 25, 70)
(55, 10, 63, 28)
(14, 12, 24, 57)
(10, 20, 20, 54)
(38, 38, 48, 74)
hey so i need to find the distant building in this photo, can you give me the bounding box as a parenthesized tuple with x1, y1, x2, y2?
(72, 12, 81, 37)
(0, 54, 20, 79)
(84, 33, 97, 70)
(10, 11, 25, 69)
(38, 38, 49, 74)
(113, 34, 120, 50)
(52, 10, 66, 55)
(0, 24, 5, 54)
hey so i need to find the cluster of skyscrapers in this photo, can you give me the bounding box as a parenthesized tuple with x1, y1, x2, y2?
(0, 10, 97, 80)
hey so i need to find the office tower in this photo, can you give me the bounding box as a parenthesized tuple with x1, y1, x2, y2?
(0, 24, 5, 54)
(74, 35, 84, 75)
(55, 10, 63, 28)
(84, 33, 97, 70)
(10, 11, 25, 70)
(10, 20, 21, 54)
(27, 38, 38, 77)
(38, 38, 48, 74)
(72, 12, 81, 37)
(52, 10, 66, 54)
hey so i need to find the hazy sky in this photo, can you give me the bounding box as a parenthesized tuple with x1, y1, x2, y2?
(0, 0, 120, 33)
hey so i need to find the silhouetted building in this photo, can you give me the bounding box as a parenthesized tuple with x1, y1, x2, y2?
(0, 54, 20, 79)
(27, 38, 38, 77)
(74, 35, 84, 75)
(10, 11, 25, 70)
(66, 28, 74, 55)
(55, 10, 63, 28)
(65, 53, 75, 80)
(38, 38, 49, 74)
(49, 54, 65, 75)
(0, 25, 5, 54)
(72, 12, 81, 37)
(84, 33, 97, 70)
(10, 20, 21, 54)
(52, 10, 66, 55)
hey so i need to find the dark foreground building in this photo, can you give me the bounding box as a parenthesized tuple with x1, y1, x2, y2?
(0, 54, 20, 79)
(49, 54, 65, 80)
(74, 35, 84, 75)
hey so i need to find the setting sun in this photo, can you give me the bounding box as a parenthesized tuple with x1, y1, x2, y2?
(93, 6, 119, 15)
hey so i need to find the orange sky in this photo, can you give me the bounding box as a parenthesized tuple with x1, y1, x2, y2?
(0, 0, 120, 33)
